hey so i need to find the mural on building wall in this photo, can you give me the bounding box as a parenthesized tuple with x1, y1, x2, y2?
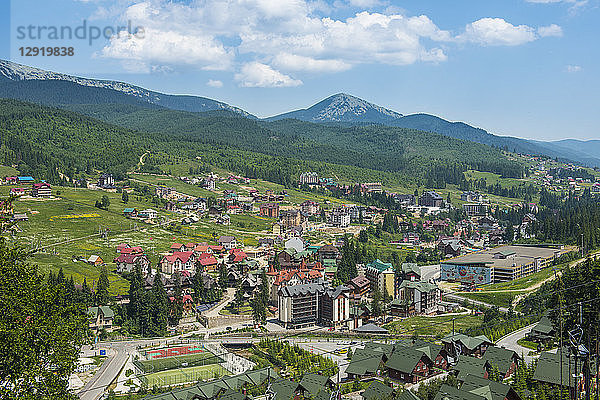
(440, 264, 491, 284)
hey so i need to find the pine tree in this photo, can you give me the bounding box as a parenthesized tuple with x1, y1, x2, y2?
(96, 265, 110, 305)
(150, 271, 169, 336)
(218, 263, 228, 288)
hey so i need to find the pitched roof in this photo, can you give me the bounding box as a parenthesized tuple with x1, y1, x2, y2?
(385, 347, 430, 374)
(271, 379, 299, 400)
(115, 253, 148, 264)
(460, 374, 517, 400)
(434, 384, 487, 400)
(482, 346, 519, 375)
(346, 349, 383, 376)
(199, 255, 218, 266)
(397, 390, 421, 400)
(454, 356, 489, 380)
(354, 323, 388, 334)
(442, 334, 493, 350)
(533, 350, 580, 387)
(363, 342, 395, 357)
(347, 275, 370, 288)
(279, 282, 325, 297)
(299, 373, 332, 396)
(401, 263, 421, 276)
(399, 280, 438, 292)
(88, 306, 114, 319)
(362, 381, 393, 400)
(531, 316, 555, 335)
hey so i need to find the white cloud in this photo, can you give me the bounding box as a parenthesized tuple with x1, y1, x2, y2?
(235, 62, 303, 87)
(207, 79, 224, 87)
(459, 18, 537, 46)
(525, 0, 589, 14)
(273, 53, 352, 73)
(101, 28, 233, 71)
(538, 24, 563, 37)
(345, 0, 386, 7)
(96, 0, 562, 85)
(567, 65, 582, 73)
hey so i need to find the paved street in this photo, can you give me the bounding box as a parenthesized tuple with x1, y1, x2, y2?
(78, 343, 130, 400)
(496, 323, 537, 363)
(443, 291, 510, 313)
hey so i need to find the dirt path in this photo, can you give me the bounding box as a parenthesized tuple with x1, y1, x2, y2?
(138, 151, 149, 168)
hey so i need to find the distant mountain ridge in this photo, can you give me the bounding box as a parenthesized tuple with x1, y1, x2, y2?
(0, 60, 253, 117)
(0, 60, 598, 168)
(267, 94, 600, 168)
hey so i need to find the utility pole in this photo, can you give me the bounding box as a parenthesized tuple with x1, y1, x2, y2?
(555, 268, 564, 400)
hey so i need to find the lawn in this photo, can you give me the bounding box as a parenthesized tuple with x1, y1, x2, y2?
(477, 267, 560, 292)
(129, 174, 217, 199)
(0, 165, 19, 177)
(142, 364, 229, 387)
(2, 185, 218, 294)
(384, 314, 483, 338)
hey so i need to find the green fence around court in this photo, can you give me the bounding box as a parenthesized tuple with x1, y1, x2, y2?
(138, 364, 229, 387)
(134, 352, 224, 374)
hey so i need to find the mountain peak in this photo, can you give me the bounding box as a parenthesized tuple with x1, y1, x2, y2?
(267, 92, 403, 123)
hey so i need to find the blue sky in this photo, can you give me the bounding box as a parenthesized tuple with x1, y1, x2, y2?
(1, 0, 598, 141)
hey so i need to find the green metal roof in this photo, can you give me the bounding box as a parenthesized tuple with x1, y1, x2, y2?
(385, 347, 428, 374)
(397, 390, 420, 400)
(87, 306, 114, 319)
(482, 346, 518, 375)
(434, 384, 487, 400)
(362, 381, 393, 400)
(367, 259, 393, 272)
(531, 316, 555, 335)
(460, 374, 515, 400)
(271, 379, 299, 400)
(346, 349, 383, 376)
(323, 259, 337, 267)
(364, 342, 394, 357)
(533, 350, 580, 387)
(401, 263, 420, 276)
(299, 373, 332, 397)
(441, 334, 493, 351)
(399, 280, 438, 292)
(454, 356, 488, 380)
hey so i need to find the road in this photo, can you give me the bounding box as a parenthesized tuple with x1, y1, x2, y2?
(496, 323, 537, 363)
(420, 264, 440, 282)
(77, 335, 360, 399)
(442, 291, 510, 313)
(78, 344, 130, 400)
(203, 288, 236, 318)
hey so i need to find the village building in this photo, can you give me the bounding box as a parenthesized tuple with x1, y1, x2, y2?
(365, 259, 395, 297)
(419, 191, 444, 207)
(31, 182, 52, 198)
(115, 253, 150, 274)
(328, 208, 351, 228)
(259, 203, 280, 218)
(88, 306, 115, 334)
(218, 236, 238, 250)
(300, 200, 320, 216)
